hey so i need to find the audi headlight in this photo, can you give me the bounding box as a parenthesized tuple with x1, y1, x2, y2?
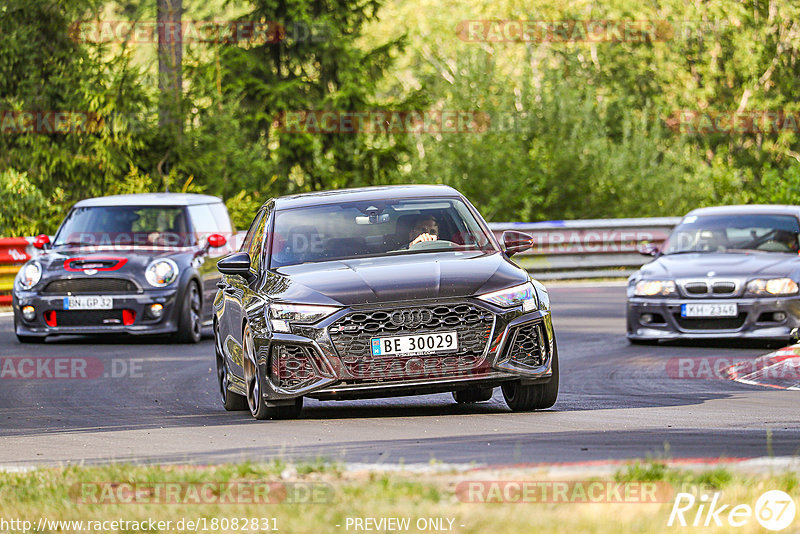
(746, 278, 799, 296)
(16, 261, 42, 290)
(477, 282, 538, 311)
(145, 258, 179, 287)
(268, 303, 340, 332)
(633, 280, 676, 297)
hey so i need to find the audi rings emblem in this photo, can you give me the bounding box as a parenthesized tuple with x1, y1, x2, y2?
(390, 309, 433, 327)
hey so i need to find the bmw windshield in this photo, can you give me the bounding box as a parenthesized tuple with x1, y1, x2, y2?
(662, 214, 800, 255)
(270, 198, 497, 268)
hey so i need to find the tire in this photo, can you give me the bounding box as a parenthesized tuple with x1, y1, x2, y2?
(243, 323, 303, 420)
(502, 341, 559, 411)
(215, 321, 248, 411)
(453, 387, 494, 403)
(173, 281, 202, 344)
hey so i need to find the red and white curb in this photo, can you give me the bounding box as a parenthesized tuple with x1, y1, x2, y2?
(726, 345, 800, 390)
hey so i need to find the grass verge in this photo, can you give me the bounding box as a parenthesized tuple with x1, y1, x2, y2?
(0, 460, 798, 533)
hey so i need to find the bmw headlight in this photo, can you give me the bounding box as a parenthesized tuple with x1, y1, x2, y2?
(477, 282, 538, 311)
(746, 278, 799, 296)
(268, 303, 340, 332)
(633, 280, 676, 297)
(145, 258, 179, 287)
(16, 261, 42, 290)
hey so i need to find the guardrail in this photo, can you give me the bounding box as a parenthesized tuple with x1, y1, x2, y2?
(489, 217, 682, 280)
(0, 237, 36, 305)
(0, 218, 682, 305)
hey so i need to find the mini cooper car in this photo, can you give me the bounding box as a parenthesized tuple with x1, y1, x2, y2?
(213, 185, 558, 419)
(12, 193, 234, 343)
(628, 205, 800, 343)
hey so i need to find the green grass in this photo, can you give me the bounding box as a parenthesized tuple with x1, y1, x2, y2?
(0, 461, 798, 533)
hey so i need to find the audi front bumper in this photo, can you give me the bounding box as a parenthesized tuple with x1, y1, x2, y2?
(241, 298, 556, 403)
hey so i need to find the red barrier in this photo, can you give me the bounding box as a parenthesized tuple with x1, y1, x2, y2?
(0, 237, 34, 305)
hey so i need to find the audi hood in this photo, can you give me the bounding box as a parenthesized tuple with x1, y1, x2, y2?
(268, 251, 529, 306)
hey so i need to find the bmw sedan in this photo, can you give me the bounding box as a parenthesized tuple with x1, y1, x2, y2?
(213, 185, 558, 419)
(13, 193, 234, 343)
(627, 205, 800, 343)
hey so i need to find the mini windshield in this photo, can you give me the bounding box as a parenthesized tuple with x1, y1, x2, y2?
(662, 214, 800, 255)
(54, 206, 193, 247)
(270, 198, 496, 268)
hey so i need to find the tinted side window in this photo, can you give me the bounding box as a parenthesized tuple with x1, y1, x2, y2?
(240, 209, 265, 253)
(248, 210, 269, 273)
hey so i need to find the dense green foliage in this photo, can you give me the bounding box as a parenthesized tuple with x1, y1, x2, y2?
(1, 0, 799, 235)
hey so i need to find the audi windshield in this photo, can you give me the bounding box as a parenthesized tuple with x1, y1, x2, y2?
(662, 214, 800, 255)
(270, 198, 496, 268)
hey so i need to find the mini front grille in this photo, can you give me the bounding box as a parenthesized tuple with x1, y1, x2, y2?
(55, 310, 124, 326)
(42, 278, 139, 295)
(673, 313, 747, 330)
(503, 322, 545, 367)
(328, 302, 494, 380)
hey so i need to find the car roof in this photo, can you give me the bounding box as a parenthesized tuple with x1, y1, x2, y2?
(272, 185, 462, 210)
(686, 205, 800, 217)
(74, 193, 223, 207)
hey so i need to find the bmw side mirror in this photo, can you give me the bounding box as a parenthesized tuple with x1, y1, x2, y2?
(33, 234, 50, 250)
(218, 251, 254, 280)
(638, 242, 659, 257)
(502, 231, 534, 257)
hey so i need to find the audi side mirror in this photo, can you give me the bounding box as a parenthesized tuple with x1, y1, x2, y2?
(33, 234, 50, 250)
(502, 231, 534, 257)
(217, 251, 254, 280)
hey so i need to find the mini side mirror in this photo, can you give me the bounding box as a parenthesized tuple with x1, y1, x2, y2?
(33, 234, 50, 250)
(207, 233, 227, 249)
(217, 251, 254, 280)
(502, 231, 534, 257)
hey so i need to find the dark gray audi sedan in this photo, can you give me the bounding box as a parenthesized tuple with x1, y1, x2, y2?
(213, 185, 558, 419)
(627, 205, 800, 343)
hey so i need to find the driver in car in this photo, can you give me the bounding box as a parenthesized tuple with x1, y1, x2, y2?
(409, 215, 439, 246)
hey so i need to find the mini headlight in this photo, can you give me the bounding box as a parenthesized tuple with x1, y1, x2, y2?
(633, 280, 676, 297)
(145, 259, 179, 287)
(268, 303, 340, 324)
(477, 282, 538, 311)
(16, 261, 42, 290)
(746, 278, 799, 296)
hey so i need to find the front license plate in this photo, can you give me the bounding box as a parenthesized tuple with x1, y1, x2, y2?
(371, 332, 458, 357)
(63, 295, 113, 310)
(681, 303, 738, 318)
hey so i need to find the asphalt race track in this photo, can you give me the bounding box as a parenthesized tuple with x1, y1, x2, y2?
(2, 284, 799, 467)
